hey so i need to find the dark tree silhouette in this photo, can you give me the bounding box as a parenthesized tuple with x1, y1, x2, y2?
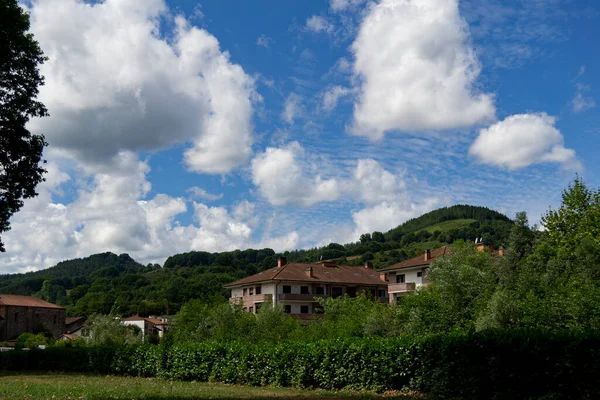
(0, 0, 48, 251)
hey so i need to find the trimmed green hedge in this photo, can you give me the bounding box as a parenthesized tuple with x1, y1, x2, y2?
(2, 330, 599, 399)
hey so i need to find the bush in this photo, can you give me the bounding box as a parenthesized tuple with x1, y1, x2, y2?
(1, 330, 599, 398)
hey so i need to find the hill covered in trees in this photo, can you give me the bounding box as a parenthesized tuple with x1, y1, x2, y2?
(0, 205, 514, 316)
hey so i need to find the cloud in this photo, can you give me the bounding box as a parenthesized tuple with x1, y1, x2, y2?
(330, 0, 367, 12)
(282, 93, 303, 124)
(250, 143, 439, 240)
(186, 187, 223, 201)
(322, 85, 352, 111)
(469, 113, 580, 170)
(256, 34, 272, 48)
(350, 0, 495, 140)
(251, 142, 340, 207)
(351, 198, 440, 237)
(0, 153, 296, 273)
(305, 16, 334, 34)
(350, 159, 405, 205)
(572, 83, 596, 113)
(26, 0, 255, 175)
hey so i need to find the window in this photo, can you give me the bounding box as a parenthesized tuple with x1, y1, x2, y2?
(300, 305, 309, 314)
(255, 286, 261, 295)
(249, 287, 254, 295)
(313, 305, 324, 314)
(249, 307, 254, 313)
(347, 287, 357, 297)
(378, 290, 386, 298)
(284, 305, 291, 313)
(243, 288, 247, 296)
(283, 285, 291, 294)
(417, 271, 423, 278)
(396, 274, 405, 283)
(315, 286, 325, 295)
(300, 286, 309, 294)
(332, 287, 343, 298)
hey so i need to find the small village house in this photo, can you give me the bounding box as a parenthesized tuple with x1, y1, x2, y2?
(225, 257, 388, 319)
(0, 294, 66, 341)
(59, 316, 86, 341)
(122, 315, 169, 339)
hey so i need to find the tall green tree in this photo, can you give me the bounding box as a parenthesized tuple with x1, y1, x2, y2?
(0, 0, 48, 251)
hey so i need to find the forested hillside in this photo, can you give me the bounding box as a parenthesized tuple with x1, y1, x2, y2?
(0, 205, 514, 317)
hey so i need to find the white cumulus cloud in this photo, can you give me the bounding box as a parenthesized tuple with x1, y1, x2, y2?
(350, 0, 495, 140)
(0, 153, 297, 273)
(469, 113, 580, 170)
(26, 0, 256, 174)
(251, 142, 340, 207)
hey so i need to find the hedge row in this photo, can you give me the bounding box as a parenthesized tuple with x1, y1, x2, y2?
(1, 330, 599, 399)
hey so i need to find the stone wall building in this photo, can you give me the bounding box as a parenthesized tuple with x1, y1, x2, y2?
(0, 294, 66, 341)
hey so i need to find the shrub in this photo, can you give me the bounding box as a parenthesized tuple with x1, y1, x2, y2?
(1, 330, 600, 398)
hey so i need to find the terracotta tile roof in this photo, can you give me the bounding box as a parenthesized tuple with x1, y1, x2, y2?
(0, 294, 64, 309)
(225, 263, 387, 287)
(379, 246, 451, 272)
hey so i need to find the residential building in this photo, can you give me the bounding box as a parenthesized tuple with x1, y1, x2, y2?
(379, 247, 451, 302)
(381, 242, 504, 302)
(225, 257, 388, 319)
(0, 294, 66, 341)
(122, 315, 169, 339)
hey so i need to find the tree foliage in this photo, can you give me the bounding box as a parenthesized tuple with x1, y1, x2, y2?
(0, 0, 49, 251)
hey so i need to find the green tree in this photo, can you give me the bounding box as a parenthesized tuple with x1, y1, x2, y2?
(541, 176, 600, 252)
(371, 231, 385, 243)
(0, 0, 49, 251)
(82, 314, 142, 346)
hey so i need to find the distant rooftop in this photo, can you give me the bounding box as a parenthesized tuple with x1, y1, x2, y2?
(225, 261, 386, 287)
(0, 294, 64, 309)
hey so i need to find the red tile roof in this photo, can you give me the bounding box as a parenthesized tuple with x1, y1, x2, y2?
(0, 294, 64, 309)
(379, 246, 451, 272)
(225, 262, 387, 287)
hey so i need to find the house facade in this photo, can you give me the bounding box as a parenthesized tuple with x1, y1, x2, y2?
(225, 257, 388, 318)
(0, 294, 66, 341)
(122, 315, 169, 338)
(379, 247, 450, 302)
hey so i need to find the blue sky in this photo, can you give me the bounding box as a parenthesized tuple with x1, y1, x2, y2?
(1, 0, 599, 273)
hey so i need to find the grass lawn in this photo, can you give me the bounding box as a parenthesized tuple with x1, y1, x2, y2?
(0, 372, 421, 400)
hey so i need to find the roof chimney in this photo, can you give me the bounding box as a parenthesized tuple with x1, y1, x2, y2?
(364, 261, 373, 269)
(424, 249, 431, 261)
(379, 272, 388, 282)
(277, 257, 287, 267)
(305, 266, 314, 278)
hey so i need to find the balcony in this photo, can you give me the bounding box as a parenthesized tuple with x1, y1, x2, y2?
(278, 293, 327, 302)
(388, 282, 416, 294)
(229, 293, 272, 305)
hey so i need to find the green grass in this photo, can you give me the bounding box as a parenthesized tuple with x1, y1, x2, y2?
(423, 219, 476, 233)
(0, 373, 422, 400)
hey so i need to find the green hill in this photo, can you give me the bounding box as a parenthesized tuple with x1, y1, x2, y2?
(0, 205, 514, 317)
